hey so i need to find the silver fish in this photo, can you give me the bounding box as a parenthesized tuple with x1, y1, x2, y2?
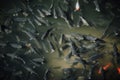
(27, 18, 36, 29)
(47, 39, 55, 53)
(6, 53, 25, 64)
(80, 16, 89, 26)
(93, 0, 100, 12)
(10, 43, 22, 49)
(37, 9, 45, 17)
(41, 42, 49, 53)
(22, 30, 41, 49)
(24, 66, 37, 74)
(13, 17, 27, 22)
(32, 58, 44, 64)
(41, 9, 51, 16)
(34, 18, 42, 26)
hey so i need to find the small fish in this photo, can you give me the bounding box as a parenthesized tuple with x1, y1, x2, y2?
(10, 43, 22, 49)
(41, 9, 51, 16)
(27, 18, 36, 29)
(47, 39, 55, 53)
(44, 69, 50, 80)
(13, 17, 27, 22)
(22, 30, 41, 49)
(88, 53, 103, 62)
(35, 15, 49, 26)
(113, 43, 119, 57)
(74, 0, 80, 11)
(6, 53, 25, 64)
(93, 0, 100, 12)
(8, 8, 22, 13)
(1, 25, 10, 33)
(32, 58, 45, 64)
(59, 34, 63, 45)
(88, 62, 98, 79)
(41, 42, 49, 53)
(37, 9, 45, 17)
(24, 66, 37, 74)
(41, 28, 54, 40)
(80, 16, 89, 26)
(34, 18, 42, 26)
(57, 6, 65, 18)
(53, 8, 58, 19)
(83, 35, 96, 42)
(16, 35, 20, 42)
(0, 43, 6, 47)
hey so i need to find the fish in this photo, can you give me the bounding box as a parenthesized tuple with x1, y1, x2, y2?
(41, 9, 51, 16)
(34, 18, 42, 26)
(83, 0, 89, 3)
(98, 66, 106, 80)
(1, 25, 10, 33)
(13, 17, 27, 22)
(37, 9, 45, 17)
(35, 15, 49, 26)
(43, 69, 50, 80)
(27, 18, 36, 29)
(57, 5, 65, 18)
(74, 0, 80, 11)
(113, 43, 119, 57)
(47, 39, 55, 53)
(88, 53, 103, 62)
(41, 28, 54, 40)
(0, 43, 6, 47)
(65, 51, 72, 60)
(73, 57, 88, 70)
(83, 35, 96, 42)
(15, 35, 20, 42)
(59, 34, 63, 45)
(95, 38, 105, 43)
(41, 42, 49, 53)
(88, 62, 98, 79)
(80, 16, 89, 26)
(22, 30, 41, 49)
(32, 57, 45, 64)
(53, 8, 58, 19)
(8, 8, 22, 13)
(93, 0, 100, 12)
(6, 53, 26, 64)
(23, 66, 37, 74)
(10, 43, 22, 49)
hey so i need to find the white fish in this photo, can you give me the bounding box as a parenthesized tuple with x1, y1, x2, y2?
(24, 66, 37, 74)
(34, 18, 42, 26)
(53, 8, 57, 19)
(75, 0, 80, 11)
(27, 18, 36, 29)
(32, 58, 44, 64)
(59, 34, 63, 45)
(93, 0, 100, 12)
(47, 39, 55, 53)
(41, 9, 51, 16)
(16, 35, 20, 42)
(37, 9, 45, 17)
(22, 30, 41, 49)
(6, 53, 25, 64)
(41, 42, 49, 53)
(10, 43, 22, 49)
(13, 17, 27, 22)
(80, 16, 89, 26)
